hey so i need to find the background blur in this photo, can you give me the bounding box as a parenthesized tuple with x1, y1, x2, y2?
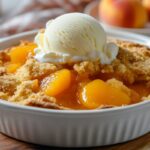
(0, 0, 150, 38)
(0, 0, 94, 37)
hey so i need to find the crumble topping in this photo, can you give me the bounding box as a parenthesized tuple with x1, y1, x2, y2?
(9, 80, 39, 102)
(115, 40, 150, 82)
(0, 75, 19, 95)
(0, 39, 150, 109)
(15, 58, 58, 81)
(73, 60, 101, 76)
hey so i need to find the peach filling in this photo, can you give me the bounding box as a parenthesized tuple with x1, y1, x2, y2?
(79, 80, 131, 109)
(39, 68, 150, 109)
(4, 41, 150, 109)
(6, 43, 37, 73)
(42, 69, 72, 96)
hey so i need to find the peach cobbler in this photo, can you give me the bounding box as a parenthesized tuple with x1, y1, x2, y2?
(0, 39, 150, 110)
(0, 13, 150, 110)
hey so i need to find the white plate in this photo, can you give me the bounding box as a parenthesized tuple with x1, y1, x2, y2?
(0, 30, 150, 147)
(84, 1, 150, 36)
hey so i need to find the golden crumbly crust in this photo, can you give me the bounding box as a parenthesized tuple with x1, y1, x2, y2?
(112, 40, 150, 83)
(73, 60, 101, 76)
(0, 75, 19, 95)
(0, 39, 150, 109)
(9, 80, 39, 102)
(15, 58, 58, 81)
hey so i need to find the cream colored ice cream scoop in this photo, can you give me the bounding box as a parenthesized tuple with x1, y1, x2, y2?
(34, 13, 118, 64)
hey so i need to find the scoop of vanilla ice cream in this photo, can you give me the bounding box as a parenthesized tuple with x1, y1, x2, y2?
(34, 13, 118, 64)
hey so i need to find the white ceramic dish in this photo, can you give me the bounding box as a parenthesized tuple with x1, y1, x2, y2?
(84, 1, 150, 36)
(0, 30, 150, 147)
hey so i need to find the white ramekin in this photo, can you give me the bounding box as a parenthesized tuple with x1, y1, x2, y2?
(0, 30, 150, 147)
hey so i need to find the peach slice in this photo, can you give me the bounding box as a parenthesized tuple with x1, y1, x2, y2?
(43, 69, 72, 96)
(79, 79, 131, 109)
(9, 44, 37, 64)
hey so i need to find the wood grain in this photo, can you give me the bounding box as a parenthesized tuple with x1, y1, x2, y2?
(0, 132, 150, 150)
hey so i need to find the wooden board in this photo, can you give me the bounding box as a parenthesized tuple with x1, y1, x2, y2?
(1, 132, 150, 150)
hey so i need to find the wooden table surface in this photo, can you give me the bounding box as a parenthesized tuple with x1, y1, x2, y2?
(1, 132, 150, 150)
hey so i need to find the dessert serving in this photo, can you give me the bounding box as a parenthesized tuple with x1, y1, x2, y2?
(0, 13, 150, 110)
(1, 13, 150, 148)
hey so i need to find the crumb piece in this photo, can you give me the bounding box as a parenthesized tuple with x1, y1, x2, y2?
(106, 78, 131, 96)
(131, 59, 150, 81)
(9, 80, 39, 102)
(100, 60, 135, 84)
(15, 58, 58, 81)
(113, 62, 135, 84)
(73, 61, 100, 76)
(0, 75, 18, 95)
(22, 92, 70, 110)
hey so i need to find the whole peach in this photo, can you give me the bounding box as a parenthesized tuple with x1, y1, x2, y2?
(142, 0, 150, 20)
(99, 0, 148, 28)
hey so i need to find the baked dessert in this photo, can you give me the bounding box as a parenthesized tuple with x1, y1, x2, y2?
(0, 13, 150, 110)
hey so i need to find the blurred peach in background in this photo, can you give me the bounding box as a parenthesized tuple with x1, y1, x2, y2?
(99, 0, 148, 28)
